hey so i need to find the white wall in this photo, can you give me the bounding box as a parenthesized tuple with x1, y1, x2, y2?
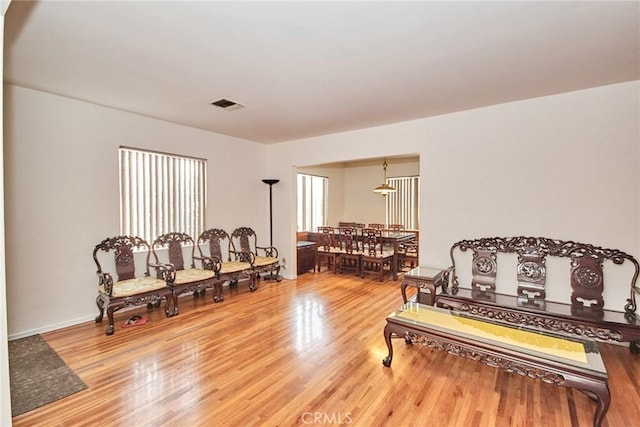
(268, 81, 640, 309)
(3, 85, 270, 338)
(3, 81, 638, 333)
(298, 157, 419, 227)
(1, 4, 12, 425)
(343, 158, 419, 226)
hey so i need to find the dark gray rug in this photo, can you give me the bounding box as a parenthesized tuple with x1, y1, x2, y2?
(9, 334, 88, 417)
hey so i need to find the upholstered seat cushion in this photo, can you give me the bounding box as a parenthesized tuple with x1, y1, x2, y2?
(220, 261, 253, 274)
(99, 276, 168, 298)
(174, 268, 216, 284)
(254, 256, 279, 267)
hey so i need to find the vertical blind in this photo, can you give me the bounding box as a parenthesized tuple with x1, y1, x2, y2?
(386, 176, 419, 229)
(119, 147, 207, 243)
(297, 173, 328, 231)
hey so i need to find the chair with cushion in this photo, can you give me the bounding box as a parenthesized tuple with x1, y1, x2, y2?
(93, 235, 176, 335)
(198, 228, 255, 301)
(152, 232, 221, 313)
(315, 226, 341, 273)
(400, 241, 419, 271)
(231, 226, 281, 283)
(361, 228, 395, 281)
(336, 227, 363, 277)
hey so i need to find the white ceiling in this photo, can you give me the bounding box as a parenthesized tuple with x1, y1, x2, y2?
(4, 1, 639, 144)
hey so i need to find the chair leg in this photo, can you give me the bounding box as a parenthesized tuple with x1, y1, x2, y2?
(105, 305, 116, 335)
(166, 292, 178, 317)
(95, 296, 105, 323)
(213, 281, 225, 303)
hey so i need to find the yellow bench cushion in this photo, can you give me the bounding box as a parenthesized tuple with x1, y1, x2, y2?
(99, 276, 167, 298)
(254, 256, 278, 267)
(174, 268, 216, 284)
(220, 261, 252, 274)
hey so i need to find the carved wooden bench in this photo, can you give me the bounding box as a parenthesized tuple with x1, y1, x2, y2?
(230, 227, 281, 282)
(197, 228, 256, 302)
(152, 232, 222, 313)
(435, 236, 640, 353)
(93, 235, 177, 335)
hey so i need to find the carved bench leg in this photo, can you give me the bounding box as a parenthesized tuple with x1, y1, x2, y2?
(630, 341, 640, 354)
(211, 280, 224, 302)
(95, 296, 105, 323)
(166, 293, 178, 317)
(249, 274, 258, 292)
(105, 306, 116, 335)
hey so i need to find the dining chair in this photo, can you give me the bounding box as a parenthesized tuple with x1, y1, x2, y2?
(361, 228, 394, 281)
(316, 226, 341, 273)
(336, 227, 363, 276)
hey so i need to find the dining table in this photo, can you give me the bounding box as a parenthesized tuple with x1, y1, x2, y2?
(306, 228, 416, 280)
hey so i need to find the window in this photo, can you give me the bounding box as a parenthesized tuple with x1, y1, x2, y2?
(119, 147, 207, 243)
(297, 173, 328, 231)
(386, 176, 419, 230)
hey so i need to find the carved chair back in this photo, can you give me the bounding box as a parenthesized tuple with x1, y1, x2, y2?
(317, 226, 336, 251)
(231, 226, 258, 256)
(338, 227, 360, 254)
(152, 232, 199, 271)
(368, 223, 385, 230)
(230, 226, 278, 259)
(93, 235, 155, 281)
(449, 236, 639, 315)
(363, 228, 383, 257)
(198, 228, 232, 262)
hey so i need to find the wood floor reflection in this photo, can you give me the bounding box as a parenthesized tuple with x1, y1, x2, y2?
(12, 272, 640, 427)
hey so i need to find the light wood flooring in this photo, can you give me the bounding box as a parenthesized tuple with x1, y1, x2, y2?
(11, 272, 640, 426)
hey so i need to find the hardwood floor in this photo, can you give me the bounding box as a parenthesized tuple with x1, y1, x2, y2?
(12, 272, 640, 427)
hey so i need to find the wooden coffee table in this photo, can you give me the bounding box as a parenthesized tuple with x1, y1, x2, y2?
(400, 266, 444, 305)
(382, 303, 610, 427)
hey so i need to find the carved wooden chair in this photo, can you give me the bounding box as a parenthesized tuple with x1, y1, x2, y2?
(93, 235, 176, 335)
(152, 232, 221, 313)
(336, 227, 363, 276)
(197, 228, 256, 301)
(315, 226, 341, 273)
(231, 226, 281, 282)
(361, 228, 394, 281)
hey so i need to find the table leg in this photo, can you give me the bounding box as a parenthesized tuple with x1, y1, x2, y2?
(401, 278, 409, 303)
(563, 374, 610, 427)
(382, 323, 395, 367)
(392, 241, 400, 281)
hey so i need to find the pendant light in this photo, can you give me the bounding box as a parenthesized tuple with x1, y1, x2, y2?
(373, 158, 396, 196)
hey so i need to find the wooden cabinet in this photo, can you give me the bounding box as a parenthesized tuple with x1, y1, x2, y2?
(297, 241, 316, 275)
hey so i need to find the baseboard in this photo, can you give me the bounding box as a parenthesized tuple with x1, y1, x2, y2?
(8, 314, 97, 341)
(9, 277, 290, 340)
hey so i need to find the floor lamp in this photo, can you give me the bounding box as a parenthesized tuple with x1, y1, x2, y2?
(262, 179, 280, 281)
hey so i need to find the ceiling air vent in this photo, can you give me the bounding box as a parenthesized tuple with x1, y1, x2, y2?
(210, 98, 244, 111)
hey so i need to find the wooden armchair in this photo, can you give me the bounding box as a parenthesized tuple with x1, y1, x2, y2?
(198, 228, 256, 301)
(231, 226, 281, 282)
(93, 235, 176, 335)
(152, 232, 221, 313)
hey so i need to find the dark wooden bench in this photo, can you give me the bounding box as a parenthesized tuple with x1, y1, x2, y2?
(435, 236, 640, 353)
(93, 235, 177, 335)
